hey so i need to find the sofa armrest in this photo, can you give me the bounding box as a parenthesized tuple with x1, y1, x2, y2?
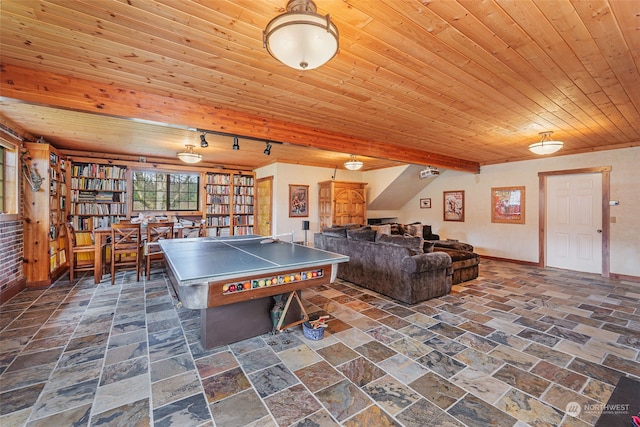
(402, 251, 451, 274)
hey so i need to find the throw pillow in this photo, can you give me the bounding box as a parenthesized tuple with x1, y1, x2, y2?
(347, 226, 376, 242)
(389, 223, 403, 235)
(322, 226, 347, 238)
(423, 241, 435, 253)
(377, 234, 424, 255)
(404, 223, 423, 238)
(371, 224, 391, 239)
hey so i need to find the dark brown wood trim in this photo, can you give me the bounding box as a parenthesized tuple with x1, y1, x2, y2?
(537, 166, 611, 278)
(0, 278, 26, 304)
(537, 174, 545, 268)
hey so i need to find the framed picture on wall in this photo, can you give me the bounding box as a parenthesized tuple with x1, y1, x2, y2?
(289, 184, 309, 217)
(491, 186, 525, 224)
(443, 190, 464, 221)
(420, 198, 431, 209)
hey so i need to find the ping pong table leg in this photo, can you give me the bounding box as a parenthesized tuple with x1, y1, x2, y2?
(275, 290, 309, 332)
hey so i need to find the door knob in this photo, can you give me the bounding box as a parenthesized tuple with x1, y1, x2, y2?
(596, 229, 602, 233)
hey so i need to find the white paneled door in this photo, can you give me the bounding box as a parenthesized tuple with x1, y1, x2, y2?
(546, 173, 602, 274)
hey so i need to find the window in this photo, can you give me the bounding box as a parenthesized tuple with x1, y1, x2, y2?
(132, 171, 200, 211)
(0, 140, 19, 219)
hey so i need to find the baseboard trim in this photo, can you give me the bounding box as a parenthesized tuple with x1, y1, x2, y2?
(1, 278, 27, 304)
(609, 272, 640, 282)
(479, 255, 539, 267)
(480, 256, 640, 282)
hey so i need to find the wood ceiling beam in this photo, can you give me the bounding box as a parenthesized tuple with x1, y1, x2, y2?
(0, 64, 479, 172)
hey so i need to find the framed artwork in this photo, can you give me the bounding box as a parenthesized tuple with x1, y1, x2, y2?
(491, 186, 525, 224)
(420, 198, 431, 209)
(289, 184, 309, 217)
(443, 190, 464, 221)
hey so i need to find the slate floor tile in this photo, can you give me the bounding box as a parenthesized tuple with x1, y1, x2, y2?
(1, 260, 638, 426)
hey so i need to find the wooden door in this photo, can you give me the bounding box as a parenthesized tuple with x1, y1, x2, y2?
(334, 188, 366, 225)
(255, 176, 272, 236)
(546, 173, 602, 273)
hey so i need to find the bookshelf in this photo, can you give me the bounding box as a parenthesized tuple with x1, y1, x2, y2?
(233, 172, 255, 235)
(205, 172, 231, 236)
(204, 170, 255, 236)
(23, 142, 68, 286)
(69, 162, 128, 230)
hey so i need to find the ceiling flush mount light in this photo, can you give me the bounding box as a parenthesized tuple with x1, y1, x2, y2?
(264, 0, 339, 70)
(344, 155, 363, 171)
(232, 136, 240, 150)
(177, 144, 202, 164)
(529, 131, 563, 155)
(200, 132, 209, 148)
(264, 142, 272, 155)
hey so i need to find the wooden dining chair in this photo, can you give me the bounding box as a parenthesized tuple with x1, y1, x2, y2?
(144, 222, 174, 279)
(110, 222, 142, 285)
(65, 222, 96, 283)
(198, 219, 207, 237)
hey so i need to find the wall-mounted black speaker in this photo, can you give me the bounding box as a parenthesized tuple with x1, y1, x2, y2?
(302, 220, 310, 231)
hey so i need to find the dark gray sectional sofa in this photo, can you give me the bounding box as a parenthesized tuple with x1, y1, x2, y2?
(314, 226, 453, 304)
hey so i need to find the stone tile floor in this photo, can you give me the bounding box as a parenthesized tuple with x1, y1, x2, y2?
(0, 259, 639, 426)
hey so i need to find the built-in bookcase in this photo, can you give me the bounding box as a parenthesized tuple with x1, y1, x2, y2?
(204, 170, 255, 236)
(69, 163, 128, 230)
(23, 142, 68, 286)
(233, 173, 254, 235)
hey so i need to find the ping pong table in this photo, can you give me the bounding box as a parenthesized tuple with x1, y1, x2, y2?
(159, 235, 349, 348)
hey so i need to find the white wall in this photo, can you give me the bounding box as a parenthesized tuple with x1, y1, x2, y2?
(255, 163, 363, 242)
(255, 147, 639, 277)
(399, 147, 640, 277)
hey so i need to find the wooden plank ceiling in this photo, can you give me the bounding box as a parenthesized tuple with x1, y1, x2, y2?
(1, 0, 638, 172)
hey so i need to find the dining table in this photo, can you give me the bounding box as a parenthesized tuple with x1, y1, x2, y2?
(91, 222, 188, 284)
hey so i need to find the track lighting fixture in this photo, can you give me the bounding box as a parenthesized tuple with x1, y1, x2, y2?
(195, 129, 281, 156)
(200, 132, 209, 148)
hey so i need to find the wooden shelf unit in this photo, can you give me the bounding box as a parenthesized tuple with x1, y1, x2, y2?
(318, 180, 367, 230)
(204, 170, 255, 236)
(69, 162, 128, 230)
(23, 142, 68, 286)
(233, 172, 255, 235)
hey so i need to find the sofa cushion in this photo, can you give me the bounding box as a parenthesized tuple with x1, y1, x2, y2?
(423, 241, 435, 253)
(347, 226, 376, 242)
(370, 224, 391, 239)
(431, 240, 474, 252)
(334, 223, 363, 230)
(322, 226, 347, 238)
(377, 234, 424, 255)
(404, 222, 423, 238)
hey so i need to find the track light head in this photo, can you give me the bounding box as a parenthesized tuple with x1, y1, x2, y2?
(200, 133, 209, 148)
(233, 136, 240, 150)
(264, 142, 272, 155)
